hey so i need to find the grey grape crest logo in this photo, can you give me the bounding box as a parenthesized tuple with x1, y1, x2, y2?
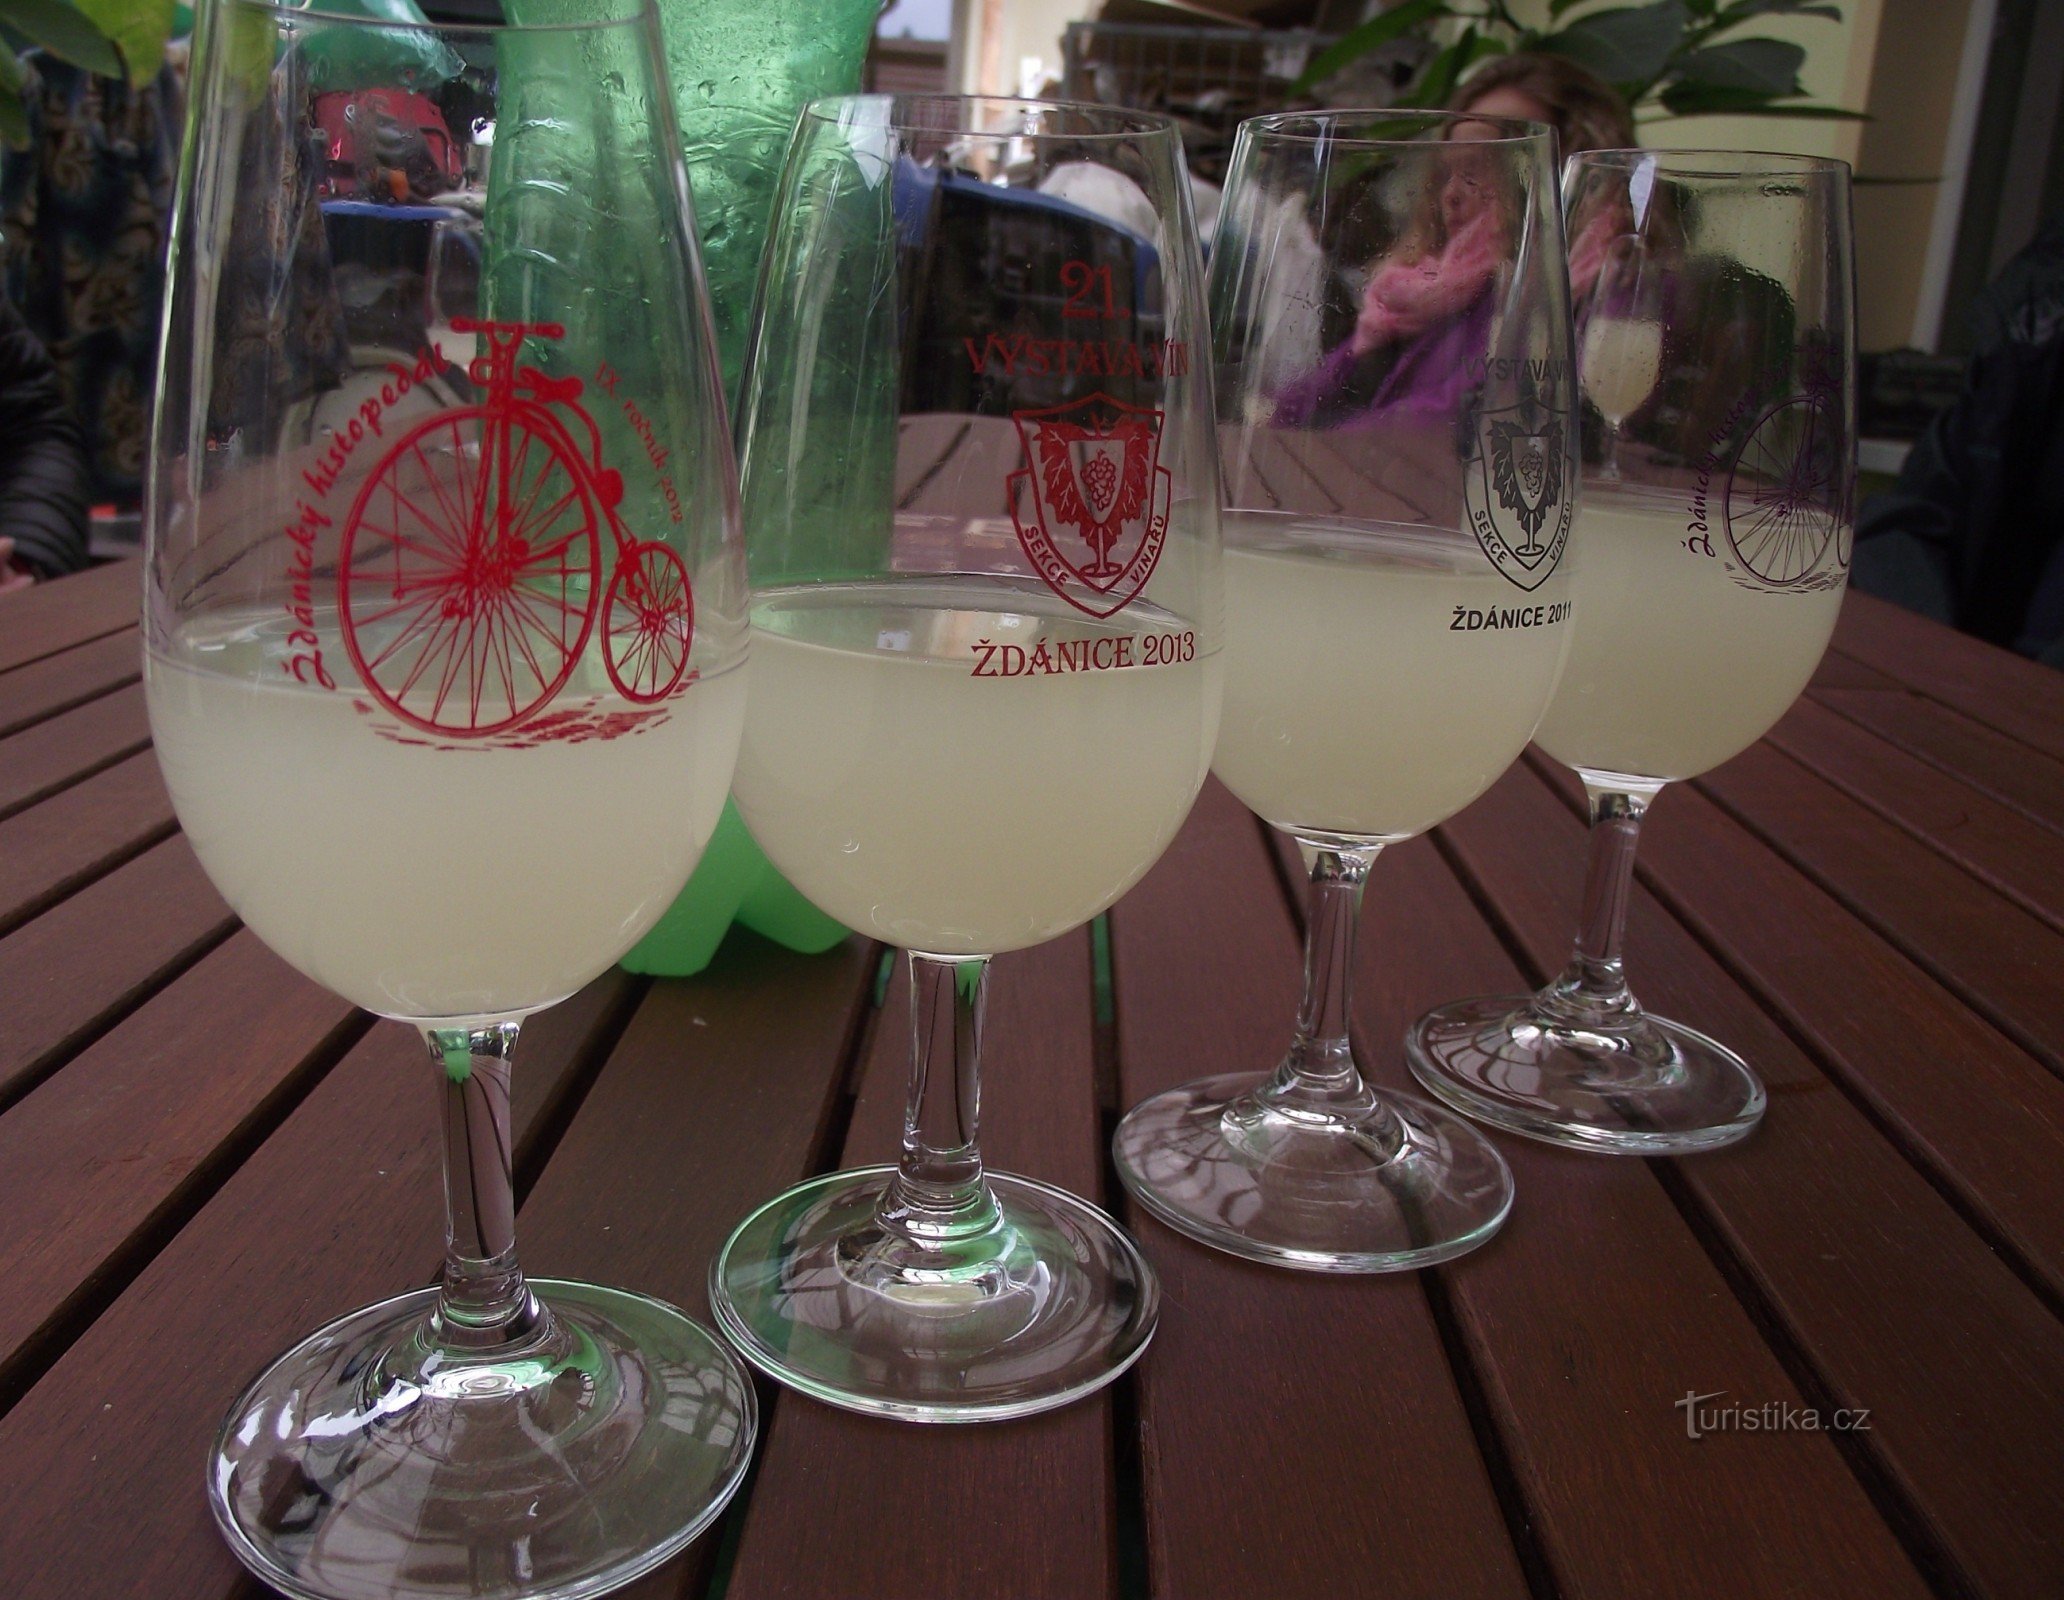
(1467, 386, 1574, 594)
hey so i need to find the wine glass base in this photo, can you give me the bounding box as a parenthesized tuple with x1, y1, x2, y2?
(1110, 1072, 1514, 1272)
(1406, 994, 1766, 1154)
(207, 1279, 756, 1600)
(708, 1166, 1158, 1423)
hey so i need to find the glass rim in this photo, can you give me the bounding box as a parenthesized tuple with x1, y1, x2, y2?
(1238, 109, 1552, 147)
(1569, 147, 1855, 179)
(227, 0, 657, 35)
(798, 92, 1178, 142)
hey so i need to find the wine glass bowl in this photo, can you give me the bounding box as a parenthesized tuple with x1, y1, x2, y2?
(1111, 111, 1580, 1271)
(709, 95, 1222, 1420)
(1407, 150, 1856, 1154)
(147, 3, 756, 1593)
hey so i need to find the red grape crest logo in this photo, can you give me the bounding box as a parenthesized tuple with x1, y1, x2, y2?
(1008, 391, 1172, 619)
(337, 318, 693, 737)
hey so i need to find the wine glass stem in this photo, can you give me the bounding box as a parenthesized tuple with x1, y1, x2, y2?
(1270, 839, 1382, 1111)
(1543, 777, 1667, 1025)
(876, 952, 1003, 1250)
(425, 1020, 547, 1353)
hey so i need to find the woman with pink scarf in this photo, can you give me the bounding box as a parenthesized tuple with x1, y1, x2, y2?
(1271, 141, 1516, 431)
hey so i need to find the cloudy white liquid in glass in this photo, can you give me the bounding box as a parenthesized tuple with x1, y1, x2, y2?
(1211, 513, 1571, 840)
(733, 576, 1219, 956)
(148, 610, 743, 1020)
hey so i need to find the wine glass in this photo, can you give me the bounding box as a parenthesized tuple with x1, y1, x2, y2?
(708, 94, 1220, 1419)
(1110, 111, 1577, 1271)
(1577, 235, 1665, 480)
(146, 2, 754, 1594)
(1408, 150, 1855, 1153)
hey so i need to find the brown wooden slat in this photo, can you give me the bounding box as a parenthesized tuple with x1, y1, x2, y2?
(1311, 426, 1452, 523)
(1221, 426, 1287, 509)
(1108, 781, 1531, 1600)
(1808, 650, 1903, 691)
(895, 414, 972, 507)
(0, 834, 237, 1104)
(480, 936, 879, 1600)
(725, 928, 1119, 1600)
(1831, 592, 2064, 758)
(1362, 834, 1933, 1600)
(900, 414, 1023, 518)
(0, 748, 176, 937)
(520, 941, 873, 1313)
(0, 932, 355, 1389)
(0, 967, 651, 1600)
(1364, 431, 1453, 523)
(1230, 427, 1333, 513)
(1259, 429, 1390, 523)
(0, 559, 138, 673)
(1765, 696, 2064, 927)
(1530, 757, 2064, 1303)
(0, 681, 151, 820)
(1810, 685, 2064, 836)
(1441, 764, 2064, 1600)
(0, 629, 140, 739)
(1693, 741, 2064, 1075)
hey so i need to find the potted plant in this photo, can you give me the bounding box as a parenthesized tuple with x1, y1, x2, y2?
(1, 0, 175, 147)
(1296, 0, 1863, 126)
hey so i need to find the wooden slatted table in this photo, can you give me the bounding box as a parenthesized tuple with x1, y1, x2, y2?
(2, 557, 2061, 1600)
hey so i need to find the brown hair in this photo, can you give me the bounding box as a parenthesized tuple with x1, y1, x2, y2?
(1389, 142, 1520, 269)
(1449, 53, 1636, 159)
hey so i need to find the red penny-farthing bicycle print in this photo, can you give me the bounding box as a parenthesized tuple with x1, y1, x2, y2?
(1723, 388, 1844, 587)
(603, 539, 694, 704)
(338, 319, 693, 736)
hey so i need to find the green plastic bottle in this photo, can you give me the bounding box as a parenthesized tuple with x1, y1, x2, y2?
(618, 0, 879, 974)
(620, 799, 849, 973)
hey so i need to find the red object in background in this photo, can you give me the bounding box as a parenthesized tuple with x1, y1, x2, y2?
(312, 90, 461, 201)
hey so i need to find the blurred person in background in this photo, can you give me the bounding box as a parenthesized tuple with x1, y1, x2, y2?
(1854, 212, 2064, 667)
(1269, 52, 1639, 434)
(1451, 53, 1636, 303)
(1, 49, 179, 514)
(1270, 136, 1522, 431)
(0, 288, 91, 588)
(1449, 52, 1636, 162)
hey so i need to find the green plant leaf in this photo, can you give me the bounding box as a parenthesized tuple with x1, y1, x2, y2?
(70, 0, 174, 84)
(1540, 0, 1689, 96)
(1464, 31, 1510, 72)
(1716, 0, 1843, 23)
(1292, 0, 1454, 93)
(1654, 79, 1866, 116)
(1714, 100, 1869, 118)
(1402, 24, 1471, 107)
(221, 0, 277, 97)
(1403, 25, 1508, 107)
(1672, 36, 1806, 94)
(3, 0, 122, 77)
